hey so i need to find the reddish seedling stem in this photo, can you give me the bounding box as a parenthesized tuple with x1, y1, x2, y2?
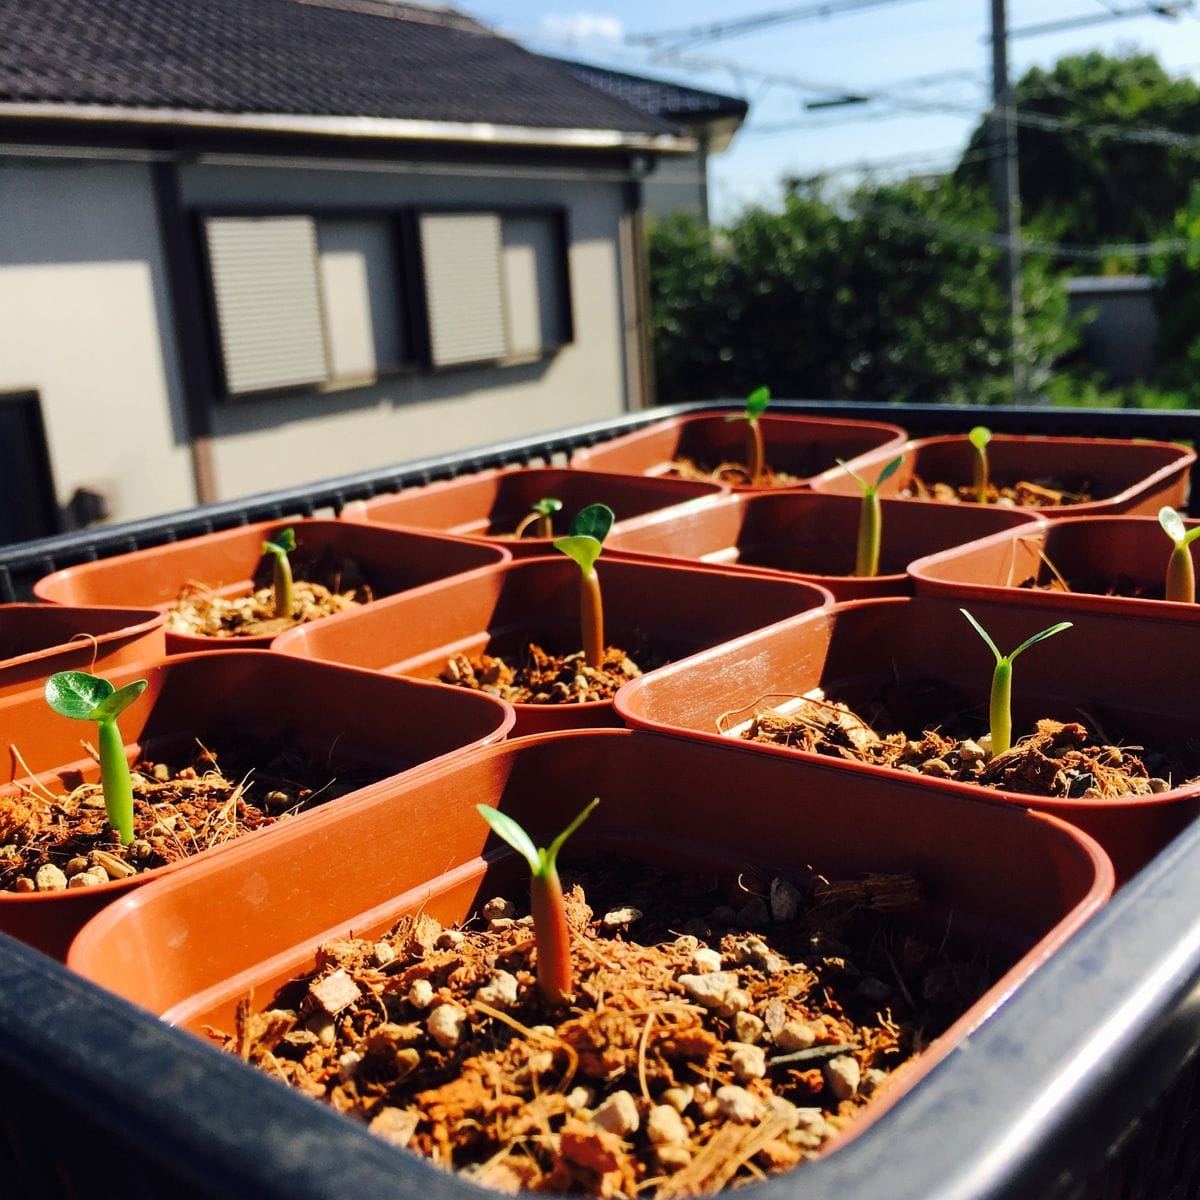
(747, 420, 765, 486)
(580, 567, 604, 667)
(530, 868, 573, 1005)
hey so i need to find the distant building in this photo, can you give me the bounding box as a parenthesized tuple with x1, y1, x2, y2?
(1065, 276, 1159, 386)
(552, 60, 749, 225)
(0, 0, 693, 531)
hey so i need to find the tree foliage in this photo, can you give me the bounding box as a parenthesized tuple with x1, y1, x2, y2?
(648, 179, 1077, 405)
(956, 51, 1200, 248)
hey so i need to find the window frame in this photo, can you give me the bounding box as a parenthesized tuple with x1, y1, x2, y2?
(192, 202, 573, 403)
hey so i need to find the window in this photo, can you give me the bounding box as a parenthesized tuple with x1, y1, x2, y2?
(201, 207, 570, 398)
(418, 210, 570, 368)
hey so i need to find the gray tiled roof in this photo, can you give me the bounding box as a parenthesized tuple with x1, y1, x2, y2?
(551, 58, 749, 123)
(0, 0, 677, 135)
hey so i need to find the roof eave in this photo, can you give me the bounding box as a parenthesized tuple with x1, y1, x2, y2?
(0, 102, 697, 153)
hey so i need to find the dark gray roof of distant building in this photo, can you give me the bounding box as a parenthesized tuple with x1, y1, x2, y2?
(0, 0, 680, 138)
(550, 58, 749, 124)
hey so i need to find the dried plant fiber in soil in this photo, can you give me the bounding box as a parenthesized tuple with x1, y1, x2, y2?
(740, 685, 1198, 800)
(665, 459, 801, 488)
(220, 858, 992, 1196)
(0, 739, 382, 893)
(901, 475, 1093, 507)
(441, 644, 654, 705)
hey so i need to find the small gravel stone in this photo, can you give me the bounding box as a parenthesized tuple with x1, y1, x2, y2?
(716, 1085, 765, 1123)
(678, 970, 740, 1009)
(591, 1090, 640, 1136)
(860, 1067, 889, 1097)
(426, 1003, 467, 1048)
(673, 934, 699, 953)
(769, 877, 802, 923)
(734, 1012, 765, 1044)
(566, 1086, 595, 1111)
(766, 1096, 801, 1129)
(315, 1022, 337, 1048)
(646, 1104, 688, 1146)
(958, 739, 987, 763)
(775, 1021, 816, 1052)
(35, 864, 67, 892)
(661, 1086, 694, 1113)
(67, 870, 105, 889)
(482, 896, 515, 920)
(12, 877, 35, 893)
(762, 1000, 788, 1036)
(723, 988, 752, 1015)
(369, 1107, 420, 1148)
(1148, 777, 1170, 794)
(656, 1146, 692, 1172)
(129, 839, 153, 859)
(736, 898, 770, 929)
(338, 1050, 362, 1082)
(729, 1042, 767, 1081)
(824, 1054, 861, 1100)
(436, 930, 465, 948)
(691, 948, 723, 974)
(487, 917, 516, 932)
(66, 856, 90, 875)
(373, 941, 396, 966)
(408, 979, 435, 1010)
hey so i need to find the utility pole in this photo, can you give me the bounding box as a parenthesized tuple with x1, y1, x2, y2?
(989, 0, 1024, 402)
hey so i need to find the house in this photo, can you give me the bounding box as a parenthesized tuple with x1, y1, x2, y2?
(552, 59, 749, 225)
(0, 0, 693, 533)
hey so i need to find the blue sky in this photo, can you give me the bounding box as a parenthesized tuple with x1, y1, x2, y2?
(463, 0, 1200, 221)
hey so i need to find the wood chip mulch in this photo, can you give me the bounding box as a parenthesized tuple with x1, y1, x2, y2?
(440, 644, 654, 705)
(218, 857, 994, 1196)
(664, 459, 803, 488)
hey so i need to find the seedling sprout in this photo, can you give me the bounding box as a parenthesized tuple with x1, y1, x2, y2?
(514, 497, 563, 540)
(476, 798, 599, 1004)
(1158, 506, 1200, 603)
(838, 455, 904, 577)
(961, 610, 1071, 757)
(724, 386, 771, 485)
(45, 670, 148, 845)
(968, 426, 992, 503)
(553, 503, 615, 668)
(261, 527, 297, 619)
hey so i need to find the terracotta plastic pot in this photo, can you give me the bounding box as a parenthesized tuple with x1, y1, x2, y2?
(605, 490, 1042, 601)
(33, 519, 508, 652)
(271, 557, 831, 736)
(0, 604, 165, 702)
(69, 729, 1111, 1157)
(339, 466, 726, 559)
(0, 650, 513, 959)
(811, 434, 1195, 517)
(910, 514, 1200, 624)
(569, 412, 908, 491)
(616, 595, 1200, 883)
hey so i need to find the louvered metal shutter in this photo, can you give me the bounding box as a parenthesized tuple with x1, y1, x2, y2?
(204, 216, 330, 395)
(419, 213, 508, 367)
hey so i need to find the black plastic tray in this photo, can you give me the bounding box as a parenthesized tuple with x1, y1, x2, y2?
(4, 400, 1200, 1199)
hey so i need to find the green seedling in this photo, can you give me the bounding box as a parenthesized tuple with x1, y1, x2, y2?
(724, 385, 771, 485)
(837, 455, 904, 577)
(961, 610, 1071, 757)
(553, 503, 615, 668)
(514, 497, 563, 539)
(1159, 506, 1200, 603)
(45, 671, 148, 845)
(476, 798, 599, 1005)
(968, 426, 992, 504)
(261, 527, 297, 619)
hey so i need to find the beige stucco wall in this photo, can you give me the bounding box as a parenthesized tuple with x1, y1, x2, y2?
(179, 160, 633, 503)
(0, 158, 195, 522)
(0, 151, 635, 523)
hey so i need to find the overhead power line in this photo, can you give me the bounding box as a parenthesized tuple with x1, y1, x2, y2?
(627, 0, 923, 51)
(1007, 1, 1193, 40)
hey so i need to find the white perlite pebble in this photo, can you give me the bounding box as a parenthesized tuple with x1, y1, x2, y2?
(715, 1085, 765, 1123)
(824, 1055, 861, 1101)
(338, 1050, 362, 1083)
(35, 864, 67, 892)
(691, 948, 723, 974)
(408, 979, 435, 1010)
(67, 870, 105, 889)
(646, 1104, 689, 1146)
(482, 896, 515, 920)
(373, 941, 396, 966)
(475, 970, 520, 1008)
(602, 906, 643, 929)
(723, 989, 752, 1015)
(661, 1086, 694, 1113)
(566, 1086, 595, 1111)
(426, 1003, 467, 1048)
(775, 1021, 816, 1052)
(734, 1012, 765, 1044)
(729, 1042, 767, 1082)
(673, 935, 699, 953)
(591, 1090, 640, 1136)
